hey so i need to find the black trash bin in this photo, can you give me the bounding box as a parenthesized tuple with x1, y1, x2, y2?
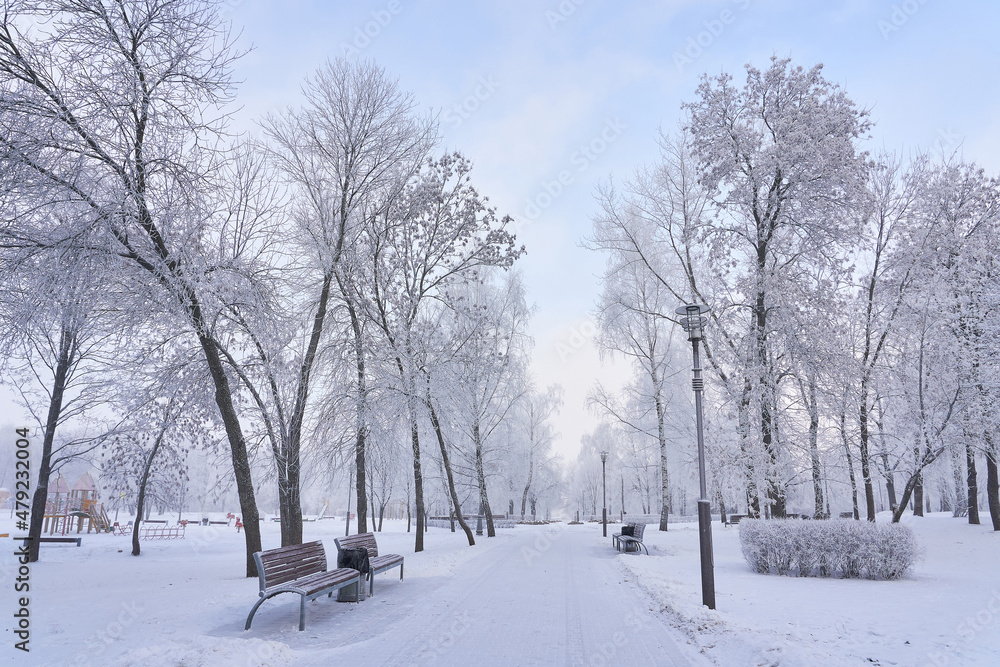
(336, 547, 371, 602)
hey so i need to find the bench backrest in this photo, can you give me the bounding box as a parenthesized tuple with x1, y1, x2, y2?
(335, 532, 379, 559)
(253, 541, 327, 593)
(631, 523, 646, 540)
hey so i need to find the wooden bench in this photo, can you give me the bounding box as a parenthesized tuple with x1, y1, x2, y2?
(334, 533, 404, 596)
(726, 514, 746, 527)
(21, 536, 81, 547)
(245, 541, 362, 631)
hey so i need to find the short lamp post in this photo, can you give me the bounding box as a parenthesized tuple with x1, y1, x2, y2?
(600, 451, 608, 538)
(675, 303, 716, 610)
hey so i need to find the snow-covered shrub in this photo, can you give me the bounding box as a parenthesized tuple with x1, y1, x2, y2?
(738, 519, 918, 580)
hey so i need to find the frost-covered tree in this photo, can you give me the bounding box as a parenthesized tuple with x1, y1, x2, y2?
(0, 244, 125, 562)
(0, 0, 267, 575)
(681, 57, 870, 517)
(255, 58, 434, 544)
(591, 246, 684, 530)
(365, 153, 522, 551)
(441, 270, 531, 537)
(513, 384, 562, 520)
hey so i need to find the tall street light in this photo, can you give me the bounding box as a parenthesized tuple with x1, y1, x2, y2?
(600, 451, 608, 537)
(675, 303, 716, 610)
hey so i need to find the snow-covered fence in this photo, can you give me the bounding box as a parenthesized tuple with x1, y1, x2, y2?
(739, 519, 919, 580)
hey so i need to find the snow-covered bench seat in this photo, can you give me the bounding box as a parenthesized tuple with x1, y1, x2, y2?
(335, 532, 404, 596)
(613, 522, 648, 555)
(245, 541, 362, 631)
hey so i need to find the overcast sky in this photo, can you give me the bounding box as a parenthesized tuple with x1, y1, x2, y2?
(4, 0, 1000, 464)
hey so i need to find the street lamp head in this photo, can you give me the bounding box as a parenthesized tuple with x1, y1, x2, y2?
(600, 451, 608, 463)
(675, 303, 711, 341)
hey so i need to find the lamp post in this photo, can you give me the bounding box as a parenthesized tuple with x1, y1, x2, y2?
(675, 303, 716, 610)
(600, 451, 608, 537)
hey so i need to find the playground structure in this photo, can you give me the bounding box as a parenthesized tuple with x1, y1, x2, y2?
(43, 472, 112, 535)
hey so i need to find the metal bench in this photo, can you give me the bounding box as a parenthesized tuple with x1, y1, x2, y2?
(612, 522, 648, 554)
(334, 533, 403, 596)
(245, 541, 362, 631)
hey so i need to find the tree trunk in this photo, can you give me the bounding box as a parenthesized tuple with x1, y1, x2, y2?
(739, 384, 761, 518)
(409, 405, 425, 551)
(876, 416, 898, 513)
(132, 423, 169, 556)
(521, 445, 534, 519)
(985, 438, 1000, 531)
(857, 389, 877, 521)
(967, 442, 980, 525)
(27, 325, 74, 563)
(279, 271, 337, 547)
(892, 474, 919, 523)
(951, 443, 967, 517)
(913, 472, 924, 517)
(427, 394, 475, 545)
(341, 283, 370, 537)
(804, 378, 824, 518)
(840, 410, 860, 520)
(472, 422, 496, 538)
(194, 323, 261, 576)
(653, 382, 670, 531)
(884, 471, 898, 515)
(753, 246, 784, 519)
(912, 434, 924, 517)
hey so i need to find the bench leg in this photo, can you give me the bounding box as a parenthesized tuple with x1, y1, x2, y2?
(299, 594, 306, 631)
(245, 596, 268, 631)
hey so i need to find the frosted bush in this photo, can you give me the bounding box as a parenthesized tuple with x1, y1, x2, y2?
(738, 519, 918, 580)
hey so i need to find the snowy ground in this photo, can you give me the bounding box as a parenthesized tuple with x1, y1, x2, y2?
(620, 512, 1000, 667)
(1, 512, 997, 666)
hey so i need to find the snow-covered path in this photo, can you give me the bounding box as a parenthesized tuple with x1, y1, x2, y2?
(254, 524, 705, 666)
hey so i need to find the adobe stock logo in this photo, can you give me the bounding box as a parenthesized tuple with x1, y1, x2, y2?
(443, 76, 501, 128)
(673, 0, 751, 73)
(339, 1, 404, 56)
(520, 118, 627, 225)
(877, 0, 931, 40)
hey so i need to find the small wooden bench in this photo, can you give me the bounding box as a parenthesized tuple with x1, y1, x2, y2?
(245, 541, 362, 631)
(726, 514, 746, 527)
(612, 522, 648, 555)
(334, 533, 404, 596)
(21, 536, 82, 547)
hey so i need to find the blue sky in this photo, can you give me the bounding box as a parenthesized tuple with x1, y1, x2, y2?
(5, 0, 1000, 463)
